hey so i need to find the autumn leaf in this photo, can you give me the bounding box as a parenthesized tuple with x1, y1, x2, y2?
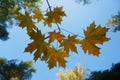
(48, 30, 65, 43)
(24, 29, 48, 61)
(44, 7, 66, 27)
(42, 46, 69, 69)
(80, 22, 110, 56)
(53, 7, 66, 23)
(33, 10, 43, 22)
(17, 12, 36, 32)
(60, 35, 80, 53)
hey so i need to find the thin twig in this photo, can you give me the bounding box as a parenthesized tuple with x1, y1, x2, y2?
(46, 0, 52, 11)
(60, 27, 84, 38)
(55, 23, 61, 31)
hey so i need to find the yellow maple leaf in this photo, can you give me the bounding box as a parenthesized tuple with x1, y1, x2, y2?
(80, 22, 110, 56)
(24, 29, 48, 61)
(53, 7, 66, 23)
(48, 30, 65, 43)
(44, 7, 66, 27)
(17, 12, 36, 32)
(33, 10, 43, 22)
(42, 46, 69, 69)
(43, 10, 53, 27)
(60, 35, 80, 53)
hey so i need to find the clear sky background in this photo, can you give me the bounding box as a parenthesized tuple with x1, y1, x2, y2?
(0, 0, 120, 80)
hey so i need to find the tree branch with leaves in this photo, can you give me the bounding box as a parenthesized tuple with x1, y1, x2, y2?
(0, 0, 110, 69)
(16, 0, 110, 69)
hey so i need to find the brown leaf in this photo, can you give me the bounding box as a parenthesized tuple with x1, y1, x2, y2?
(24, 29, 48, 61)
(42, 46, 69, 69)
(44, 7, 66, 27)
(33, 10, 43, 22)
(17, 12, 36, 32)
(60, 35, 80, 53)
(80, 22, 110, 56)
(48, 30, 65, 43)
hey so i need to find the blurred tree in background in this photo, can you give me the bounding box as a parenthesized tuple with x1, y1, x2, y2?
(75, 0, 91, 5)
(85, 62, 120, 80)
(0, 26, 9, 40)
(0, 58, 36, 80)
(0, 0, 42, 40)
(57, 64, 86, 80)
(106, 12, 120, 32)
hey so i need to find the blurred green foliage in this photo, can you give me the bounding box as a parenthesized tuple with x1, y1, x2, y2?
(0, 0, 42, 40)
(0, 57, 36, 80)
(85, 62, 120, 80)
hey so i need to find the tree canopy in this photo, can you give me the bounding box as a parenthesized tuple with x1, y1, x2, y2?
(57, 63, 86, 80)
(0, 58, 35, 80)
(85, 62, 120, 80)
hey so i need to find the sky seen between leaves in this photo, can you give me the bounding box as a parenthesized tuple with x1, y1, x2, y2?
(0, 0, 120, 80)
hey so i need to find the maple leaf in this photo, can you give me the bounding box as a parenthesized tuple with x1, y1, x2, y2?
(24, 29, 48, 61)
(53, 7, 66, 23)
(33, 10, 43, 22)
(80, 22, 110, 56)
(44, 7, 66, 27)
(17, 12, 36, 32)
(60, 35, 80, 53)
(48, 30, 65, 43)
(42, 46, 69, 69)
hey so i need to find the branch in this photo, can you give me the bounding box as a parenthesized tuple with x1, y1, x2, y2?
(46, 0, 52, 11)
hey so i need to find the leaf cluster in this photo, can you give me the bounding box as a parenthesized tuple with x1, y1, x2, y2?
(0, 0, 110, 69)
(16, 0, 110, 69)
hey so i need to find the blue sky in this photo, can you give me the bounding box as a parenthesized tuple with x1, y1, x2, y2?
(0, 0, 120, 80)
